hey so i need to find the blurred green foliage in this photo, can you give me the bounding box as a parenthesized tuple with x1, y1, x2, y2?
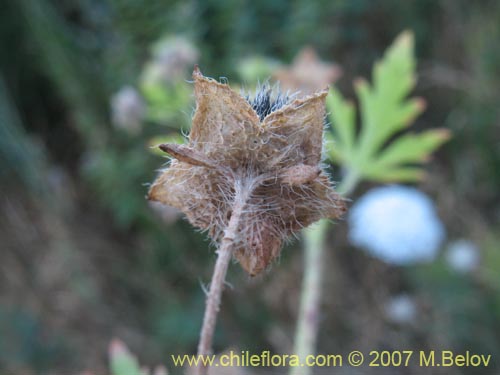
(0, 308, 67, 372)
(0, 77, 46, 190)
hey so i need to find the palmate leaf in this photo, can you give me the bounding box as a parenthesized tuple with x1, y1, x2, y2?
(325, 89, 355, 159)
(372, 130, 451, 169)
(326, 30, 450, 183)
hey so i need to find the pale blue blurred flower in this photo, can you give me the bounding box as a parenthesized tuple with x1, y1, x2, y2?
(445, 239, 480, 273)
(348, 185, 445, 265)
(384, 294, 417, 324)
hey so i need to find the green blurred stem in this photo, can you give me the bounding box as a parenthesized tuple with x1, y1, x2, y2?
(291, 220, 328, 375)
(336, 169, 360, 197)
(291, 170, 358, 375)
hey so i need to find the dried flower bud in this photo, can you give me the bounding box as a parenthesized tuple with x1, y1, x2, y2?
(273, 47, 342, 94)
(110, 86, 145, 134)
(148, 67, 346, 275)
(142, 36, 199, 84)
(280, 164, 321, 186)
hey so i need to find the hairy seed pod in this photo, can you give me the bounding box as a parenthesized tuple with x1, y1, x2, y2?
(148, 67, 346, 275)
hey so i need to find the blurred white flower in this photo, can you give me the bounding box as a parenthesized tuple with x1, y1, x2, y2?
(384, 294, 417, 324)
(110, 86, 145, 134)
(348, 185, 445, 265)
(445, 239, 480, 273)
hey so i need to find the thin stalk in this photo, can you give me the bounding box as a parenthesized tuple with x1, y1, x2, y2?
(195, 181, 250, 374)
(291, 170, 358, 375)
(336, 169, 359, 197)
(291, 219, 327, 374)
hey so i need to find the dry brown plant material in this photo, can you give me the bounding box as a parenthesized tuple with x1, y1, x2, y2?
(149, 67, 345, 276)
(148, 67, 345, 372)
(273, 47, 342, 94)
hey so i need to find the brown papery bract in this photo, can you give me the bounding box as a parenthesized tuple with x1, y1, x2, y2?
(148, 67, 345, 276)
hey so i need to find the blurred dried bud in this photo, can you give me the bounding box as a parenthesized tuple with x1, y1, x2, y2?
(274, 47, 342, 94)
(111, 86, 145, 134)
(148, 68, 345, 275)
(143, 36, 199, 84)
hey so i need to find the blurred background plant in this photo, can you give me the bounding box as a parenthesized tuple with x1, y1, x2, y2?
(292, 31, 449, 374)
(1, 0, 500, 374)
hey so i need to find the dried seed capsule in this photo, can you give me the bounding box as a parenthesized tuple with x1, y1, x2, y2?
(148, 67, 346, 275)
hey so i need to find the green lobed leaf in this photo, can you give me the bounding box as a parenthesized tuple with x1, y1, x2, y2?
(374, 129, 451, 168)
(325, 132, 344, 164)
(364, 166, 425, 182)
(354, 32, 421, 158)
(326, 30, 450, 184)
(326, 88, 356, 156)
(374, 31, 416, 103)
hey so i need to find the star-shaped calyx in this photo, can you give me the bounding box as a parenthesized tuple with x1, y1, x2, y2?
(148, 67, 346, 276)
(273, 47, 342, 94)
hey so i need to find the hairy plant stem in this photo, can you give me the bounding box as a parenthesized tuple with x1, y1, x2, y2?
(291, 170, 359, 375)
(195, 180, 251, 375)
